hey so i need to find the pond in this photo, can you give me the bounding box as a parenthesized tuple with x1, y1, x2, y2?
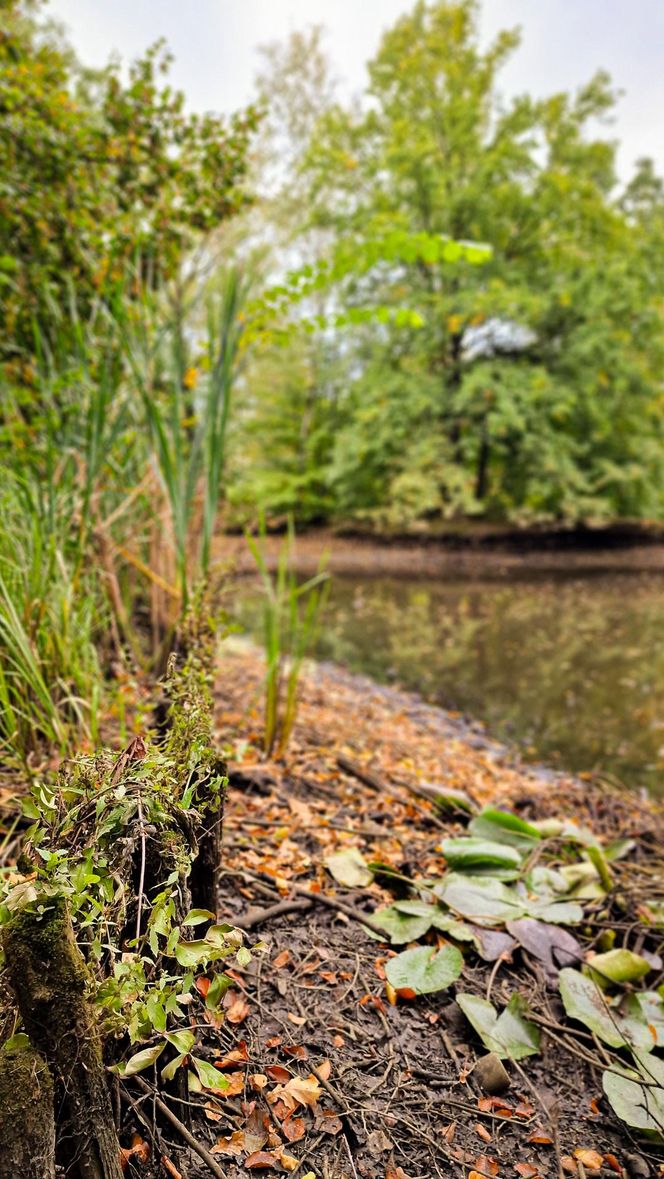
(236, 568, 664, 795)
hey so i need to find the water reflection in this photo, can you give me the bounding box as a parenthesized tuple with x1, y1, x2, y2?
(236, 572, 664, 794)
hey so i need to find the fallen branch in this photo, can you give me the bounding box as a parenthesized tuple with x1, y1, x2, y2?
(336, 754, 447, 829)
(238, 897, 313, 928)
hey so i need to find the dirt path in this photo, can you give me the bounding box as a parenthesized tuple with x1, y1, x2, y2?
(202, 643, 664, 1179)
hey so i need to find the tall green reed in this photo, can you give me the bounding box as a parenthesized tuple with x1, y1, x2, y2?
(246, 517, 328, 758)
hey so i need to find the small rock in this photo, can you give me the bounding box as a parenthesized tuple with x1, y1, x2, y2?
(624, 1154, 650, 1179)
(474, 1052, 510, 1095)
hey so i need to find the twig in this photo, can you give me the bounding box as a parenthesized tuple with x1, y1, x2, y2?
(237, 897, 313, 929)
(129, 1075, 225, 1179)
(225, 864, 388, 936)
(336, 754, 446, 829)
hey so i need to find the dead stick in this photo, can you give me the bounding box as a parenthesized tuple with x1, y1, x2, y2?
(336, 755, 446, 830)
(130, 1076, 225, 1179)
(238, 898, 313, 929)
(225, 865, 387, 937)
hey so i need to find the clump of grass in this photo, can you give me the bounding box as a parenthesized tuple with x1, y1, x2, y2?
(246, 517, 328, 758)
(0, 474, 102, 767)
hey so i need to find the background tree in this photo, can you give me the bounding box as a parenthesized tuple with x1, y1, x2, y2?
(0, 0, 258, 368)
(229, 0, 664, 528)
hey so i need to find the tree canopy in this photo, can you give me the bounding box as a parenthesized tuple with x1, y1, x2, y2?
(229, 0, 664, 528)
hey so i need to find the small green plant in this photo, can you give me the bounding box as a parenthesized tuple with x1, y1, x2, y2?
(246, 517, 328, 757)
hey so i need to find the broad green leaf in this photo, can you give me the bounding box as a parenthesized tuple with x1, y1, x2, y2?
(325, 848, 373, 888)
(2, 1033, 30, 1052)
(602, 1052, 664, 1139)
(457, 992, 540, 1060)
(585, 949, 651, 988)
(183, 908, 216, 926)
(372, 904, 433, 944)
(440, 838, 522, 875)
(436, 874, 525, 927)
(385, 944, 463, 995)
(191, 1056, 230, 1092)
(165, 1030, 195, 1055)
(469, 808, 541, 852)
(558, 968, 626, 1047)
(621, 992, 664, 1052)
(161, 1052, 189, 1082)
(114, 1043, 165, 1076)
(206, 972, 235, 1010)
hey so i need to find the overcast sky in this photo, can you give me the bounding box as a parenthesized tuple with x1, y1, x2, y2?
(47, 0, 664, 182)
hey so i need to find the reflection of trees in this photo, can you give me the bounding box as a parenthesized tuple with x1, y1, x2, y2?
(312, 575, 664, 792)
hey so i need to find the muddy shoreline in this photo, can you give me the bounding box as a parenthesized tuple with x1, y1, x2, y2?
(219, 530, 664, 580)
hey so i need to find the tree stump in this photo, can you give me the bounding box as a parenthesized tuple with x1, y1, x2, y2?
(0, 1040, 56, 1178)
(3, 898, 123, 1179)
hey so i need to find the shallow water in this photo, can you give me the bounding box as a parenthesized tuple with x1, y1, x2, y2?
(237, 569, 664, 794)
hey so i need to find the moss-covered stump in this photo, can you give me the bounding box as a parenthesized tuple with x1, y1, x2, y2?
(3, 898, 122, 1179)
(0, 1040, 55, 1178)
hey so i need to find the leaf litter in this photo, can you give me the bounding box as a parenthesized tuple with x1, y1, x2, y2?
(110, 643, 664, 1178)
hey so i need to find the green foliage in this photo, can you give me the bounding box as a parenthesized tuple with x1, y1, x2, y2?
(0, 472, 103, 765)
(0, 0, 258, 365)
(0, 637, 247, 1078)
(230, 1, 664, 528)
(246, 518, 328, 756)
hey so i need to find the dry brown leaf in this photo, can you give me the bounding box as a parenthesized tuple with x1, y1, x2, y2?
(282, 1116, 306, 1143)
(245, 1151, 281, 1169)
(268, 1073, 322, 1112)
(211, 1130, 245, 1157)
(266, 1065, 292, 1083)
(475, 1123, 492, 1143)
(574, 1150, 604, 1172)
(515, 1165, 539, 1178)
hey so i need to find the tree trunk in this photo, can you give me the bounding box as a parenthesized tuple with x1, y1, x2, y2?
(0, 1041, 56, 1179)
(3, 898, 123, 1179)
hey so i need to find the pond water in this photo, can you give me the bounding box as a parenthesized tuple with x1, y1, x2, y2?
(237, 569, 664, 794)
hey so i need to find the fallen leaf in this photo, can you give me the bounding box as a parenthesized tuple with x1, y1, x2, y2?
(604, 1156, 622, 1174)
(227, 996, 250, 1024)
(332, 1035, 345, 1048)
(282, 1116, 306, 1143)
(120, 1134, 150, 1170)
(250, 1073, 268, 1091)
(267, 1065, 293, 1083)
(561, 1161, 578, 1176)
(367, 1129, 393, 1157)
(283, 1044, 308, 1060)
(315, 1109, 343, 1135)
(245, 1151, 281, 1169)
(317, 1059, 332, 1080)
(475, 1156, 499, 1177)
(287, 1012, 306, 1026)
(574, 1149, 604, 1171)
(528, 1131, 553, 1145)
(515, 1165, 539, 1178)
(475, 1123, 492, 1143)
(212, 1130, 245, 1157)
(215, 1041, 249, 1069)
(268, 1073, 323, 1112)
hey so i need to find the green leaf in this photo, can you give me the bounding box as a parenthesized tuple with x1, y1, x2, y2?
(206, 972, 235, 1010)
(457, 992, 540, 1060)
(191, 1057, 230, 1092)
(585, 949, 651, 988)
(602, 1053, 664, 1139)
(161, 1052, 189, 1082)
(325, 848, 373, 888)
(621, 992, 664, 1052)
(558, 968, 626, 1047)
(469, 808, 541, 852)
(165, 1030, 195, 1055)
(372, 904, 433, 944)
(436, 874, 525, 926)
(440, 837, 522, 875)
(182, 908, 216, 926)
(113, 1043, 165, 1076)
(384, 944, 463, 994)
(2, 1033, 30, 1052)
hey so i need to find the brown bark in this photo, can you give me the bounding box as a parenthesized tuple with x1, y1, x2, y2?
(3, 898, 123, 1179)
(0, 1041, 56, 1179)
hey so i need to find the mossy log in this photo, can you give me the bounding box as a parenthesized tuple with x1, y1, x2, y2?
(0, 1040, 56, 1178)
(3, 898, 123, 1179)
